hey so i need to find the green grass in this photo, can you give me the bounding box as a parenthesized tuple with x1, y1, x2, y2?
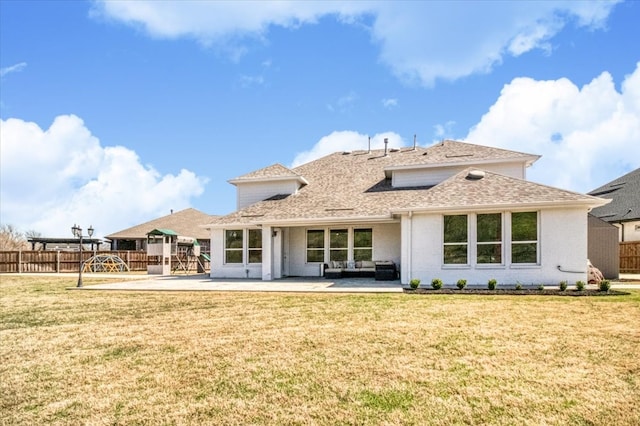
(1, 275, 639, 425)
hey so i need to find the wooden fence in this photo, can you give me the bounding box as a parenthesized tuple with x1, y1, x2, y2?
(620, 241, 640, 274)
(0, 251, 148, 273)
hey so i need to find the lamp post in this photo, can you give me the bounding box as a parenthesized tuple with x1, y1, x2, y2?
(72, 224, 94, 287)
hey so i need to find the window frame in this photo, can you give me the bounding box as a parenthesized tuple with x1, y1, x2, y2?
(353, 228, 373, 262)
(476, 213, 503, 265)
(443, 214, 469, 265)
(247, 229, 262, 264)
(329, 229, 348, 262)
(511, 211, 539, 265)
(306, 229, 325, 263)
(224, 229, 244, 264)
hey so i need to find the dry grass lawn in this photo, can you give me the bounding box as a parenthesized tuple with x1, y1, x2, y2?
(1, 275, 639, 425)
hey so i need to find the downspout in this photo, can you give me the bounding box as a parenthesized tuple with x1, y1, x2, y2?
(407, 211, 412, 284)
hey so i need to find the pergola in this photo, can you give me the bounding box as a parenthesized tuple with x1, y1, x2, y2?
(27, 237, 106, 251)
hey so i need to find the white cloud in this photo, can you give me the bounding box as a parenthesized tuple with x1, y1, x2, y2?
(95, 1, 619, 85)
(382, 98, 398, 108)
(290, 130, 404, 167)
(0, 115, 208, 237)
(327, 91, 358, 113)
(0, 62, 27, 78)
(466, 62, 640, 193)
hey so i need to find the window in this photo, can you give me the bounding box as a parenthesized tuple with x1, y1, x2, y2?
(306, 229, 325, 263)
(225, 230, 243, 264)
(477, 213, 502, 264)
(330, 229, 348, 261)
(353, 228, 373, 261)
(443, 215, 468, 264)
(512, 212, 538, 263)
(248, 229, 262, 263)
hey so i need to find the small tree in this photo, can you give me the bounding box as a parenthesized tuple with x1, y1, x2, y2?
(0, 224, 28, 250)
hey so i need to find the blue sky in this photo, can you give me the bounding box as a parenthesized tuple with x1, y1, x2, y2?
(1, 0, 639, 237)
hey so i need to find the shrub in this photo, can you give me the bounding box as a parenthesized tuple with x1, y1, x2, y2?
(537, 284, 545, 291)
(431, 278, 443, 290)
(576, 280, 586, 291)
(559, 280, 568, 292)
(456, 279, 467, 290)
(409, 279, 421, 289)
(599, 280, 611, 292)
(515, 283, 523, 290)
(487, 278, 497, 290)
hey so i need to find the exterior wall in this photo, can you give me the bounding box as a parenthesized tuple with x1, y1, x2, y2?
(235, 180, 299, 210)
(619, 220, 640, 242)
(404, 207, 589, 286)
(588, 215, 619, 279)
(392, 162, 525, 188)
(209, 228, 262, 279)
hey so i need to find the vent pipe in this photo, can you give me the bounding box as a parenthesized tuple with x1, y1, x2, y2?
(384, 138, 388, 156)
(368, 136, 371, 154)
(413, 134, 417, 150)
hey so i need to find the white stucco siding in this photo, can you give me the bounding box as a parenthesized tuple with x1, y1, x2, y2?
(619, 220, 640, 242)
(392, 162, 526, 188)
(405, 207, 589, 286)
(209, 228, 263, 279)
(236, 180, 299, 210)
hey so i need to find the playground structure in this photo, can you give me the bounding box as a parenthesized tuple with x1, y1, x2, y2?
(146, 229, 209, 275)
(82, 254, 130, 273)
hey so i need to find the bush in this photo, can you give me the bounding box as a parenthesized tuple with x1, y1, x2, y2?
(487, 278, 497, 290)
(456, 279, 467, 290)
(537, 284, 545, 291)
(599, 280, 611, 292)
(559, 281, 568, 292)
(431, 278, 443, 290)
(576, 280, 586, 291)
(515, 283, 523, 290)
(409, 279, 421, 289)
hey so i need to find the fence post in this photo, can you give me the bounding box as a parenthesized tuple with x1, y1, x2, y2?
(56, 250, 60, 273)
(18, 250, 22, 273)
(127, 251, 131, 270)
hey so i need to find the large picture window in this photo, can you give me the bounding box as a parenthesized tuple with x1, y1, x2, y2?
(306, 230, 325, 263)
(225, 230, 243, 264)
(248, 229, 262, 263)
(477, 213, 502, 264)
(353, 228, 373, 261)
(443, 215, 468, 264)
(512, 212, 538, 263)
(330, 229, 348, 261)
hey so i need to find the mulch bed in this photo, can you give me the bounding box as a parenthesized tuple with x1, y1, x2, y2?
(403, 288, 629, 296)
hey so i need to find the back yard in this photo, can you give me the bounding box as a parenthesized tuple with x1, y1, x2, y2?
(1, 275, 639, 425)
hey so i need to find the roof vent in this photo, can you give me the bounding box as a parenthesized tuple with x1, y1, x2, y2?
(467, 170, 485, 180)
(384, 138, 389, 156)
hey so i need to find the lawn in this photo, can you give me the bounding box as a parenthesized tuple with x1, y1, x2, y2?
(1, 275, 639, 425)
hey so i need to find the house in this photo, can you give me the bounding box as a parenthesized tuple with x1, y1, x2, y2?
(588, 168, 640, 242)
(106, 208, 217, 255)
(206, 140, 609, 285)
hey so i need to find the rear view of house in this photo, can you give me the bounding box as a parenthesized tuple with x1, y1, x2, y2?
(206, 140, 608, 285)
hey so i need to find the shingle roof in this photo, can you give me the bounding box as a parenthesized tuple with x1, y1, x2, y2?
(208, 140, 606, 226)
(106, 208, 217, 239)
(229, 163, 305, 183)
(588, 168, 640, 222)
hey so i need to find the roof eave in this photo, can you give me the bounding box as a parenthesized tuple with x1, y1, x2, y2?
(392, 199, 608, 215)
(228, 175, 309, 186)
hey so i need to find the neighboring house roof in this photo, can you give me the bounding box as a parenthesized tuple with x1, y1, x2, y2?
(106, 208, 217, 240)
(588, 167, 640, 223)
(208, 140, 606, 227)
